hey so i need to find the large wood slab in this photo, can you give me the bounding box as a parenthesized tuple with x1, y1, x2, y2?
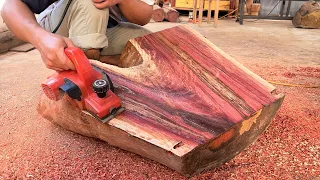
(38, 25, 284, 177)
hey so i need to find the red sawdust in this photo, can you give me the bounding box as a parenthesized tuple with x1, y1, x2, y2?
(1, 52, 319, 179)
(283, 72, 296, 78)
(297, 67, 320, 79)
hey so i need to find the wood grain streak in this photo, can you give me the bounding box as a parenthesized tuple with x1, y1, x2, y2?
(98, 26, 281, 150)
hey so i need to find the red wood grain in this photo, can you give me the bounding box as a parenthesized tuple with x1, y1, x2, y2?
(92, 25, 279, 156)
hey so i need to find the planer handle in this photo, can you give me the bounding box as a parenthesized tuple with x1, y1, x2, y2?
(64, 47, 93, 75)
(64, 47, 98, 85)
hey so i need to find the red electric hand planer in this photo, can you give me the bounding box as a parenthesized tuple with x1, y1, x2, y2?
(41, 47, 124, 123)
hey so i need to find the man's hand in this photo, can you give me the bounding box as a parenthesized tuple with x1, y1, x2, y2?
(33, 30, 76, 71)
(92, 0, 123, 9)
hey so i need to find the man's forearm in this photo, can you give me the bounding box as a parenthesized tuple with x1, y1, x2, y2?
(1, 0, 47, 45)
(118, 0, 153, 26)
(2, 0, 76, 71)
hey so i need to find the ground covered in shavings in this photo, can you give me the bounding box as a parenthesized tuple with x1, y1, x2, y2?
(0, 20, 319, 179)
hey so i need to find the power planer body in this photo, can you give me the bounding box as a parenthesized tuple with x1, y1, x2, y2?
(41, 47, 124, 123)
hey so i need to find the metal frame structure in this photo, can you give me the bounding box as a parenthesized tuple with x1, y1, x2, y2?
(237, 0, 310, 25)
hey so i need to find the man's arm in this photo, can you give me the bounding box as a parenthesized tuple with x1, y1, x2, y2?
(118, 0, 153, 26)
(1, 0, 75, 71)
(92, 0, 153, 26)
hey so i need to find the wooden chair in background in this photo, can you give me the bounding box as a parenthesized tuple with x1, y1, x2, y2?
(193, 0, 220, 27)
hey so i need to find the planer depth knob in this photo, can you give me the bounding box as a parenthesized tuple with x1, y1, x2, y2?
(92, 79, 109, 98)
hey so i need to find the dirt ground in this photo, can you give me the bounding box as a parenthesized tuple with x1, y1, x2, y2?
(0, 19, 319, 179)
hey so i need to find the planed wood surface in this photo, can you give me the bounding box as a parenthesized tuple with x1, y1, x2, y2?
(38, 25, 284, 176)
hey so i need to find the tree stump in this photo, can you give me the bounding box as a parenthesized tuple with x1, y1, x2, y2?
(37, 25, 284, 177)
(292, 1, 320, 29)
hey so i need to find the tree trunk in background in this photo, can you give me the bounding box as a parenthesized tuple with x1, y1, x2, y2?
(152, 5, 165, 22)
(163, 6, 179, 22)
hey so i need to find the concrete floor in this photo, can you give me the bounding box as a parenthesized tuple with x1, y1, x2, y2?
(0, 19, 319, 179)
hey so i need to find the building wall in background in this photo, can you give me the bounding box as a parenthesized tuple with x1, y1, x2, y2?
(260, 0, 305, 17)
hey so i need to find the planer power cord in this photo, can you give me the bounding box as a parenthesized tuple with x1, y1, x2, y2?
(52, 0, 73, 33)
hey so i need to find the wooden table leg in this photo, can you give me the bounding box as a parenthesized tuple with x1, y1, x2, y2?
(214, 0, 220, 27)
(193, 0, 198, 23)
(208, 0, 213, 23)
(198, 0, 204, 26)
(239, 0, 245, 25)
(235, 0, 239, 16)
(246, 0, 253, 15)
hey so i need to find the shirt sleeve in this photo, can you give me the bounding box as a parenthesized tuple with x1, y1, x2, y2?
(141, 0, 154, 5)
(21, 0, 57, 14)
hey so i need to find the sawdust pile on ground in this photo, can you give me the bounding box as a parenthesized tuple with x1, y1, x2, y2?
(0, 20, 319, 179)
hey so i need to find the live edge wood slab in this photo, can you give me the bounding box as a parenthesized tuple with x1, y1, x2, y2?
(37, 25, 284, 177)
